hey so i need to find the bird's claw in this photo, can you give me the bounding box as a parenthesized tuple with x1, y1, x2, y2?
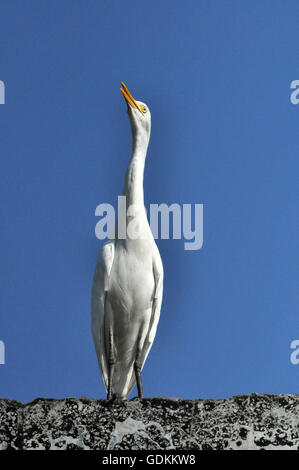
(106, 394, 127, 407)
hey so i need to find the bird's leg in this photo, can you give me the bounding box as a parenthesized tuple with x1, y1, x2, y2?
(107, 327, 115, 400)
(134, 347, 143, 399)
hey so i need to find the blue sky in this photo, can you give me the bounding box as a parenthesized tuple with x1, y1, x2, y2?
(0, 0, 298, 402)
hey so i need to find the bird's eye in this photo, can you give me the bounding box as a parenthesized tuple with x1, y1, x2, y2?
(142, 106, 147, 113)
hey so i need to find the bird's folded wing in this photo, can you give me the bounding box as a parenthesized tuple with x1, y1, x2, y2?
(142, 249, 164, 368)
(91, 240, 115, 390)
(124, 248, 164, 398)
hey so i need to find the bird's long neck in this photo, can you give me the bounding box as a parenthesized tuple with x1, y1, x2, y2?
(122, 131, 149, 206)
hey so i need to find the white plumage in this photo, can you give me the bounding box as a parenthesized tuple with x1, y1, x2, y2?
(91, 82, 163, 399)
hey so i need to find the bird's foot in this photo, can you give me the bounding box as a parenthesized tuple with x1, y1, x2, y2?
(130, 395, 144, 401)
(107, 394, 127, 407)
(130, 396, 139, 401)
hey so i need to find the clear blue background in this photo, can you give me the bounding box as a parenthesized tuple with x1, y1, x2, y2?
(0, 0, 298, 402)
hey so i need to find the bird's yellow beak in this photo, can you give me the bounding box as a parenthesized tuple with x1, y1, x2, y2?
(120, 82, 143, 114)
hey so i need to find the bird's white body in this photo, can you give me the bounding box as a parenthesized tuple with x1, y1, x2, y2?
(91, 87, 163, 399)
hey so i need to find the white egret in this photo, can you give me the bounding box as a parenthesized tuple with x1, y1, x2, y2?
(91, 82, 164, 400)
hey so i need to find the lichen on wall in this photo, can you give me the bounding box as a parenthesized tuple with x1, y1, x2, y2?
(0, 394, 298, 450)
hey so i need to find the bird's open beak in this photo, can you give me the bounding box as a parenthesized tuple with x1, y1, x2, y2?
(120, 82, 143, 114)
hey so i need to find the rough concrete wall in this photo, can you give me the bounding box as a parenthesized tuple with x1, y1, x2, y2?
(0, 394, 298, 450)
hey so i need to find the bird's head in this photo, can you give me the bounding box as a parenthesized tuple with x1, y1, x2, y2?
(120, 82, 151, 145)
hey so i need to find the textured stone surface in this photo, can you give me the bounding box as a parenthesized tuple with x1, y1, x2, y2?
(0, 399, 22, 450)
(0, 394, 298, 450)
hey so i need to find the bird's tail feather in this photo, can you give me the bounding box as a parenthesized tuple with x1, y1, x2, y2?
(112, 362, 136, 399)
